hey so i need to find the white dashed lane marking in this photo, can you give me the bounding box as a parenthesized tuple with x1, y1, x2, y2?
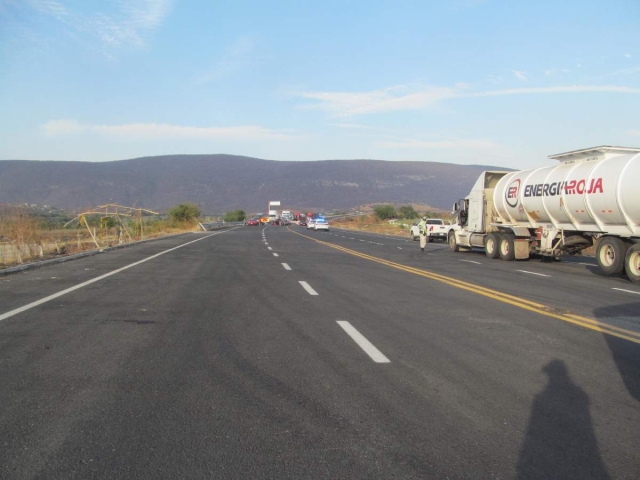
(612, 288, 640, 295)
(460, 259, 481, 265)
(337, 321, 390, 363)
(273, 253, 279, 257)
(282, 263, 292, 270)
(517, 270, 551, 277)
(299, 281, 318, 295)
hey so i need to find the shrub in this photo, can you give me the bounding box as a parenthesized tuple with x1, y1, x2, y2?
(168, 203, 201, 223)
(398, 205, 419, 219)
(223, 209, 246, 222)
(373, 205, 396, 220)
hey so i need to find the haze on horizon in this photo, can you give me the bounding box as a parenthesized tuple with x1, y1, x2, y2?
(1, 0, 639, 170)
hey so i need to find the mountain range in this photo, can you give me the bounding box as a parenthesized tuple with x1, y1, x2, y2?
(0, 154, 510, 213)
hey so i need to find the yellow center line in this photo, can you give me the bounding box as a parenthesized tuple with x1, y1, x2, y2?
(287, 227, 640, 345)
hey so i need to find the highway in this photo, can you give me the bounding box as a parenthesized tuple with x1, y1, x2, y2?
(1, 225, 639, 479)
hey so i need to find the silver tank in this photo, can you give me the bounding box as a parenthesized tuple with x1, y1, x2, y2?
(493, 147, 640, 236)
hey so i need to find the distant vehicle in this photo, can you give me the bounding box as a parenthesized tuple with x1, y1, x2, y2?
(307, 218, 316, 229)
(410, 219, 454, 242)
(314, 217, 329, 231)
(246, 219, 259, 226)
(299, 219, 307, 226)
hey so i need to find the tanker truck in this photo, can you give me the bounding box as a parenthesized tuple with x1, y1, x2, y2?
(448, 146, 640, 282)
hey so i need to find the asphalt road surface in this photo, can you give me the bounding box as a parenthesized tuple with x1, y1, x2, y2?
(1, 225, 639, 479)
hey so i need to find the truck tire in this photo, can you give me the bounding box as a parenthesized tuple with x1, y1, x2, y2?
(410, 231, 417, 241)
(596, 236, 627, 275)
(428, 237, 434, 243)
(499, 233, 516, 261)
(485, 232, 500, 259)
(624, 244, 640, 282)
(448, 231, 460, 252)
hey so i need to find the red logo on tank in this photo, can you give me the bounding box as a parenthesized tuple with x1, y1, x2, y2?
(506, 179, 521, 208)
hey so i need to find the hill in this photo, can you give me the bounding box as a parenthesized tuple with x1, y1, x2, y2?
(0, 154, 509, 213)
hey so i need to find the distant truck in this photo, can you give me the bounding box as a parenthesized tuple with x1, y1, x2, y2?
(410, 219, 454, 242)
(447, 146, 640, 282)
(268, 209, 279, 223)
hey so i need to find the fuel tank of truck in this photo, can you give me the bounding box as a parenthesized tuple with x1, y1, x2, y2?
(493, 146, 640, 236)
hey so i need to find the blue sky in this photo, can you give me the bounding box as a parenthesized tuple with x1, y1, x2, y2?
(1, 0, 639, 169)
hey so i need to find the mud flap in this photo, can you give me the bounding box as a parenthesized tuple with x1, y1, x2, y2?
(515, 239, 530, 260)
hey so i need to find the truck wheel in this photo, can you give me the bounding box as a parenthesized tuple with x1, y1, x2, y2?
(499, 234, 516, 261)
(596, 236, 627, 275)
(624, 244, 640, 282)
(428, 237, 433, 243)
(485, 233, 500, 259)
(410, 232, 416, 241)
(448, 231, 460, 252)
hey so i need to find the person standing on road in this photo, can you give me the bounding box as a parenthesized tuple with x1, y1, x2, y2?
(418, 216, 427, 252)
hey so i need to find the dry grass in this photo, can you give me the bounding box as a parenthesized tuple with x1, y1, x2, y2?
(331, 215, 413, 236)
(0, 207, 198, 268)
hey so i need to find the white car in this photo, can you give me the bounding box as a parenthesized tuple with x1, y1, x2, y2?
(307, 218, 316, 229)
(314, 217, 329, 231)
(410, 219, 454, 242)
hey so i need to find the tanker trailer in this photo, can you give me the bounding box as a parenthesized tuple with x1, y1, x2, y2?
(449, 146, 640, 282)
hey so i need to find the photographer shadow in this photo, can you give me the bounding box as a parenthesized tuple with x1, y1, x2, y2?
(516, 359, 609, 479)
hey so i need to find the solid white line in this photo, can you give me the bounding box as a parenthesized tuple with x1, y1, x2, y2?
(336, 321, 390, 363)
(460, 259, 481, 265)
(281, 263, 292, 271)
(268, 247, 272, 250)
(299, 281, 318, 295)
(612, 288, 640, 295)
(273, 253, 279, 257)
(517, 270, 551, 277)
(0, 232, 228, 323)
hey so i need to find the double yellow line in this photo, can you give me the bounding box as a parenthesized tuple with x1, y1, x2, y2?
(288, 228, 640, 345)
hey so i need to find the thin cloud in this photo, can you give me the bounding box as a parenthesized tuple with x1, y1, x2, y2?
(297, 84, 640, 117)
(298, 85, 461, 117)
(625, 53, 632, 59)
(513, 70, 527, 81)
(11, 1, 172, 54)
(588, 66, 640, 81)
(194, 36, 258, 84)
(375, 138, 498, 149)
(462, 85, 640, 98)
(626, 130, 640, 137)
(120, 0, 172, 30)
(43, 120, 297, 141)
(27, 0, 69, 18)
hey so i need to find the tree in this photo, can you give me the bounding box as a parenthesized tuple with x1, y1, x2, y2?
(373, 205, 396, 220)
(223, 209, 246, 222)
(398, 205, 419, 219)
(168, 203, 201, 223)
